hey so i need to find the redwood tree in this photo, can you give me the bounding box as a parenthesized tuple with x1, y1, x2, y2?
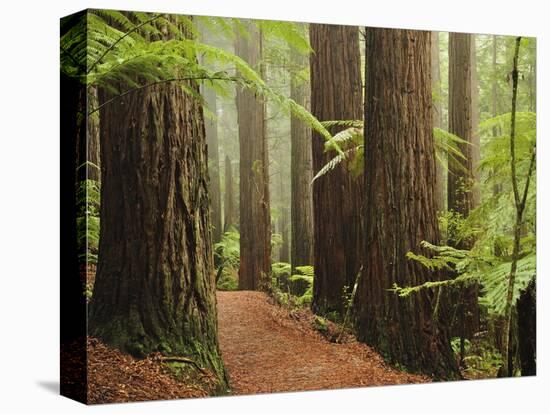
(235, 22, 271, 290)
(448, 33, 480, 341)
(223, 155, 236, 231)
(290, 30, 314, 270)
(356, 28, 458, 378)
(309, 24, 363, 315)
(88, 27, 226, 385)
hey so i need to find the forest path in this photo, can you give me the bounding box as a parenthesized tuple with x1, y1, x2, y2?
(217, 291, 428, 395)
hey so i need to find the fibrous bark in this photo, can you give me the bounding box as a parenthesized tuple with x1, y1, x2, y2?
(356, 28, 458, 378)
(223, 155, 236, 231)
(309, 23, 363, 315)
(235, 22, 271, 290)
(448, 33, 480, 340)
(290, 28, 314, 270)
(279, 206, 290, 263)
(89, 23, 226, 386)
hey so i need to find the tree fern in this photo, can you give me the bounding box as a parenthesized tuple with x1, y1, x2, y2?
(311, 121, 466, 182)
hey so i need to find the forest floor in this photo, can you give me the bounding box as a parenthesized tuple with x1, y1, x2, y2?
(217, 291, 429, 395)
(86, 338, 211, 404)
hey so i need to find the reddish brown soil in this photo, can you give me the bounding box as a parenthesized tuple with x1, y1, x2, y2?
(217, 291, 429, 395)
(87, 338, 209, 404)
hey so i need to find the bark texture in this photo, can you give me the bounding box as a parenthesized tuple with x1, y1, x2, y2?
(88, 34, 226, 385)
(309, 24, 363, 315)
(223, 155, 236, 231)
(356, 28, 458, 378)
(290, 34, 314, 270)
(235, 23, 271, 290)
(279, 206, 290, 263)
(448, 33, 480, 339)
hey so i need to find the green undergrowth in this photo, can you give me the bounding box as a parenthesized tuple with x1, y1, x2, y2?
(270, 262, 314, 308)
(214, 229, 240, 291)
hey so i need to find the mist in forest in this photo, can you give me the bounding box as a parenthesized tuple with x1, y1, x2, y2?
(60, 10, 536, 404)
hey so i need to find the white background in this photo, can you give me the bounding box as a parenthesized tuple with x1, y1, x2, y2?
(0, 0, 547, 412)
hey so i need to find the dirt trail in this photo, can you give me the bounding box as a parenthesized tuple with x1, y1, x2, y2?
(217, 291, 428, 395)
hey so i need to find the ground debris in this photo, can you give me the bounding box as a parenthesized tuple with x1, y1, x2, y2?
(217, 291, 429, 395)
(87, 338, 208, 404)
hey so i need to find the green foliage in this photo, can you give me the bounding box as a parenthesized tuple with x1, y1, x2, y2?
(395, 241, 535, 317)
(451, 336, 471, 356)
(271, 232, 283, 249)
(462, 340, 504, 379)
(312, 316, 328, 333)
(312, 121, 467, 183)
(259, 20, 311, 55)
(271, 262, 291, 289)
(289, 266, 314, 306)
(60, 11, 336, 149)
(390, 108, 536, 320)
(479, 253, 536, 315)
(76, 179, 101, 264)
(268, 264, 314, 308)
(433, 127, 469, 174)
(214, 229, 240, 290)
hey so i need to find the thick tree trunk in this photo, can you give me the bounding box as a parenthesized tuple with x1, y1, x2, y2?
(517, 279, 536, 375)
(235, 22, 271, 290)
(431, 32, 445, 212)
(280, 206, 290, 263)
(88, 29, 227, 385)
(223, 155, 236, 231)
(356, 28, 458, 378)
(309, 24, 363, 315)
(448, 33, 480, 341)
(290, 31, 314, 270)
(204, 86, 222, 243)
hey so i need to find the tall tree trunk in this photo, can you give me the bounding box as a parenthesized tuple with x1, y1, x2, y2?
(448, 33, 480, 344)
(517, 279, 536, 375)
(235, 22, 271, 290)
(290, 36, 314, 270)
(223, 155, 236, 231)
(431, 32, 445, 212)
(88, 28, 227, 387)
(309, 24, 363, 315)
(203, 86, 222, 244)
(280, 206, 290, 263)
(356, 28, 458, 378)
